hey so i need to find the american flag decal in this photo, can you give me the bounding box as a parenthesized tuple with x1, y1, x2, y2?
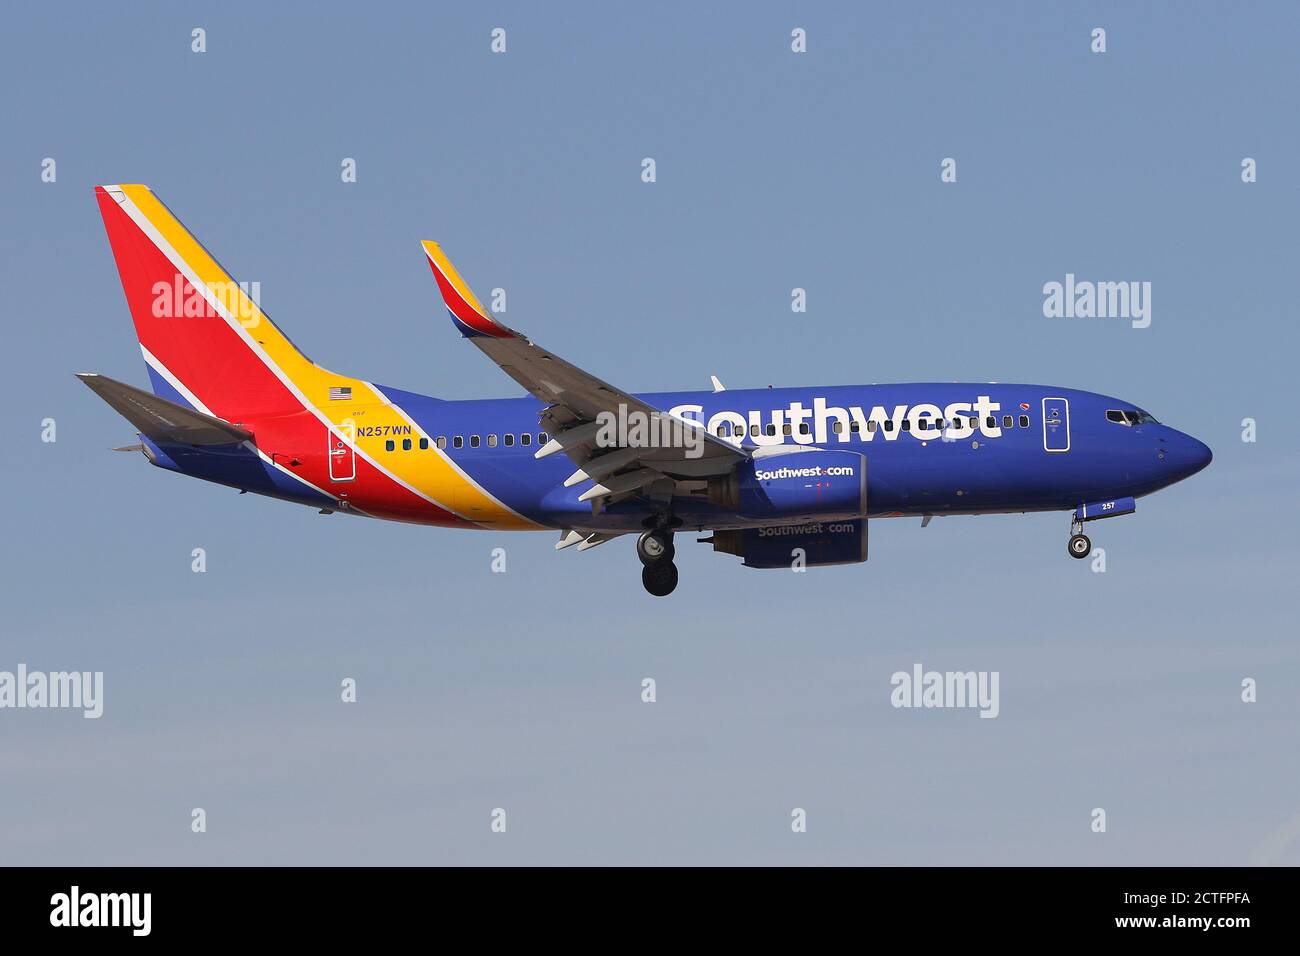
(329, 386, 352, 401)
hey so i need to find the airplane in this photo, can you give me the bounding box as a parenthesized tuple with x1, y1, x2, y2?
(81, 185, 1212, 596)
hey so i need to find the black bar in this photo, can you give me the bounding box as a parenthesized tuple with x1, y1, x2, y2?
(0, 866, 1283, 941)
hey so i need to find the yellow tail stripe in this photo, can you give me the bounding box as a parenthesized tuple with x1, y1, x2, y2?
(121, 185, 538, 529)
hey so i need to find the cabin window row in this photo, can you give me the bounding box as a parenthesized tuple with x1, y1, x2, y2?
(385, 432, 549, 452)
(713, 414, 1033, 438)
(382, 415, 1039, 451)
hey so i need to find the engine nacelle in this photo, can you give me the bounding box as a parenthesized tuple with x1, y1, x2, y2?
(708, 450, 867, 520)
(710, 520, 868, 569)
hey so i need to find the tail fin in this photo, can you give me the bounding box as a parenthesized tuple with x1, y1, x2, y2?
(95, 184, 345, 420)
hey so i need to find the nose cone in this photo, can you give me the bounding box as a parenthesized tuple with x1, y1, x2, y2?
(1164, 431, 1213, 481)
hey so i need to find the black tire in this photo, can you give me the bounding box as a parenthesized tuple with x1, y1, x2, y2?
(641, 561, 679, 596)
(637, 529, 675, 566)
(1068, 533, 1092, 559)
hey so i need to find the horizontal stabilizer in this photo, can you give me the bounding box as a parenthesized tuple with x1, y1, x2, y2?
(77, 373, 253, 446)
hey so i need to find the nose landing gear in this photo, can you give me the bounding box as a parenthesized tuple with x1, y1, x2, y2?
(1067, 517, 1092, 559)
(637, 528, 678, 596)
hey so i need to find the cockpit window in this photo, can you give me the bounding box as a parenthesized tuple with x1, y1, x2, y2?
(1108, 408, 1160, 426)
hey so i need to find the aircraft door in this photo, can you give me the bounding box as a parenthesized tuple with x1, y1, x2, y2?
(328, 421, 356, 481)
(1042, 397, 1070, 452)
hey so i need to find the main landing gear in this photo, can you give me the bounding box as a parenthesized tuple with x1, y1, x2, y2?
(637, 528, 678, 596)
(1067, 517, 1091, 559)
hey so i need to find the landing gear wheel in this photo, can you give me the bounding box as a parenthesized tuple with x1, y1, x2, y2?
(641, 562, 679, 597)
(637, 529, 675, 566)
(1068, 533, 1092, 559)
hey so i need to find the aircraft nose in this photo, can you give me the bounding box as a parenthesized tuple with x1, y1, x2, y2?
(1160, 431, 1212, 480)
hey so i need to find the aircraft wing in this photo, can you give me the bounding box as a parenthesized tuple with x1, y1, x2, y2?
(421, 242, 746, 505)
(77, 373, 254, 446)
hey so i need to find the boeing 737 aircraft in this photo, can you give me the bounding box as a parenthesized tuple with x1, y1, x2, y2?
(81, 185, 1212, 595)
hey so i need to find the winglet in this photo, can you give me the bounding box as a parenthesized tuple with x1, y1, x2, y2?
(421, 241, 511, 339)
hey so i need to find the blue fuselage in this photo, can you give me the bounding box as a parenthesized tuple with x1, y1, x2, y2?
(370, 382, 1212, 532)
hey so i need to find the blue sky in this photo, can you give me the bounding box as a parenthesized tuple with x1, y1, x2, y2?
(1, 1, 1297, 864)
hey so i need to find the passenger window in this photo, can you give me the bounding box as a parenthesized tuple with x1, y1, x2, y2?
(1003, 415, 1013, 428)
(1019, 415, 1029, 428)
(984, 417, 993, 429)
(901, 420, 910, 431)
(470, 435, 480, 448)
(799, 423, 810, 435)
(850, 422, 860, 433)
(453, 436, 463, 449)
(419, 438, 429, 450)
(750, 424, 759, 437)
(504, 433, 514, 446)
(884, 421, 894, 432)
(765, 423, 776, 436)
(385, 439, 395, 451)
(521, 433, 531, 446)
(486, 434, 497, 447)
(867, 421, 877, 433)
(735, 424, 746, 437)
(538, 433, 547, 445)
(436, 436, 447, 449)
(717, 426, 726, 437)
(782, 424, 792, 436)
(832, 421, 843, 434)
(402, 438, 412, 451)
